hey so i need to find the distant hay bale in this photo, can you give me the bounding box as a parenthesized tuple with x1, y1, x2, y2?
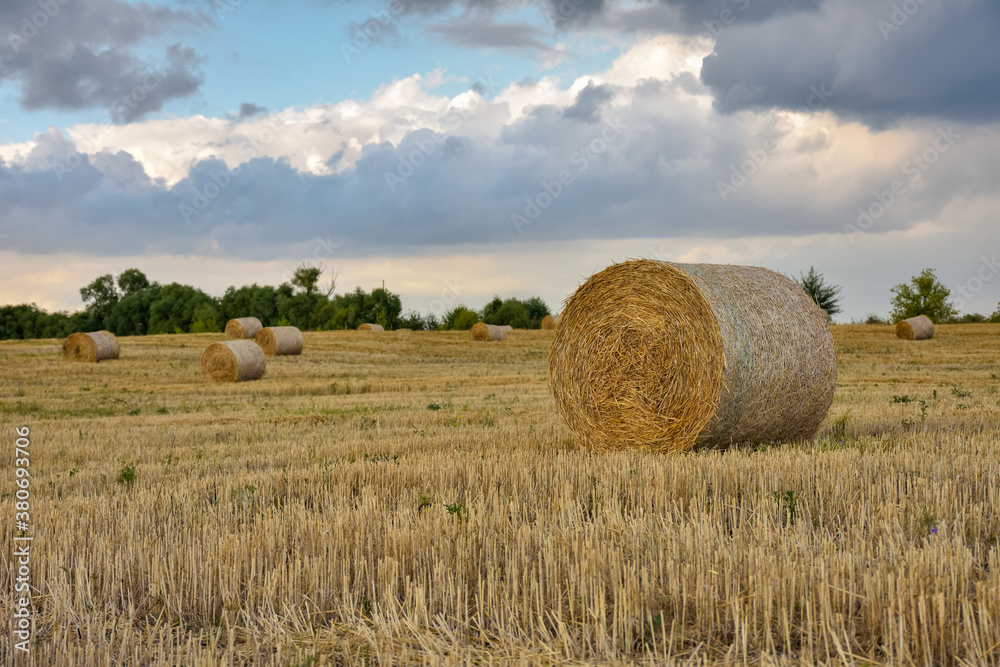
(62, 331, 120, 363)
(541, 315, 556, 330)
(255, 326, 303, 356)
(225, 317, 262, 339)
(357, 323, 384, 331)
(500, 325, 514, 332)
(470, 323, 507, 341)
(548, 259, 836, 453)
(201, 340, 266, 382)
(896, 315, 934, 340)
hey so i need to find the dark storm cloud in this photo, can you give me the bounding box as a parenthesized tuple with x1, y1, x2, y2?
(699, 0, 1000, 125)
(1, 0, 210, 122)
(5, 77, 997, 263)
(426, 17, 553, 53)
(562, 82, 614, 122)
(239, 102, 269, 118)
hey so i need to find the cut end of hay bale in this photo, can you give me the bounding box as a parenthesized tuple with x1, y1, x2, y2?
(62, 331, 120, 363)
(895, 315, 934, 340)
(541, 315, 556, 330)
(548, 260, 836, 453)
(470, 322, 506, 341)
(255, 326, 304, 356)
(201, 340, 266, 382)
(357, 323, 384, 331)
(225, 317, 263, 339)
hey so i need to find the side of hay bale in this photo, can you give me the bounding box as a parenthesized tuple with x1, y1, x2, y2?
(62, 331, 120, 362)
(548, 260, 836, 453)
(225, 317, 263, 339)
(541, 315, 556, 330)
(500, 325, 513, 332)
(895, 315, 934, 340)
(255, 326, 304, 356)
(357, 323, 384, 331)
(470, 322, 506, 341)
(201, 340, 266, 382)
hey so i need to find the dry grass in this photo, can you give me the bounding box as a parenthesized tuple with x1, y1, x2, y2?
(1, 325, 999, 665)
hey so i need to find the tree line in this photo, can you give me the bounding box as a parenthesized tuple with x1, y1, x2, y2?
(0, 266, 553, 340)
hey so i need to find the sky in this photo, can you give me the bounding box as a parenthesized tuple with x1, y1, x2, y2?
(2, 0, 999, 323)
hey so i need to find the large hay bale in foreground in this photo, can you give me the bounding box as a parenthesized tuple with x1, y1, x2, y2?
(896, 315, 934, 340)
(541, 315, 556, 330)
(357, 323, 384, 331)
(225, 317, 262, 339)
(470, 323, 506, 341)
(255, 326, 304, 356)
(548, 260, 836, 452)
(500, 325, 513, 332)
(62, 331, 120, 363)
(201, 340, 266, 382)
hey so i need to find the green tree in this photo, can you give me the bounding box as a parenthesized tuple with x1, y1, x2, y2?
(443, 306, 479, 330)
(890, 268, 957, 323)
(148, 284, 220, 334)
(795, 267, 842, 317)
(117, 268, 152, 296)
(105, 286, 162, 336)
(220, 284, 280, 325)
(291, 264, 322, 296)
(80, 274, 120, 327)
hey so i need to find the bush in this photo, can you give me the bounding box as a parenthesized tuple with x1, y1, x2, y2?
(443, 306, 479, 330)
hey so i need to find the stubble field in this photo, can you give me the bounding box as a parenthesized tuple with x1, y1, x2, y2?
(1, 325, 999, 665)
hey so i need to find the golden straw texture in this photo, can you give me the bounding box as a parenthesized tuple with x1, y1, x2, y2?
(548, 260, 836, 453)
(255, 326, 304, 356)
(201, 340, 266, 382)
(896, 315, 934, 340)
(62, 331, 120, 363)
(470, 323, 507, 341)
(225, 317, 263, 339)
(541, 315, 556, 330)
(357, 323, 384, 331)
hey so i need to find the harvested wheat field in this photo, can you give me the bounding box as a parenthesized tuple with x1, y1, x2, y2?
(1, 325, 999, 665)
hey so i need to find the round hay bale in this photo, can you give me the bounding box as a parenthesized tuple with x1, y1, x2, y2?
(541, 315, 556, 330)
(201, 340, 266, 382)
(470, 323, 506, 341)
(225, 317, 263, 339)
(548, 260, 836, 453)
(62, 331, 120, 363)
(255, 326, 304, 356)
(895, 315, 934, 340)
(357, 323, 384, 331)
(500, 325, 514, 332)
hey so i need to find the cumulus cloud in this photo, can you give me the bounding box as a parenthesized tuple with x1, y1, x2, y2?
(0, 36, 997, 269)
(0, 0, 209, 121)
